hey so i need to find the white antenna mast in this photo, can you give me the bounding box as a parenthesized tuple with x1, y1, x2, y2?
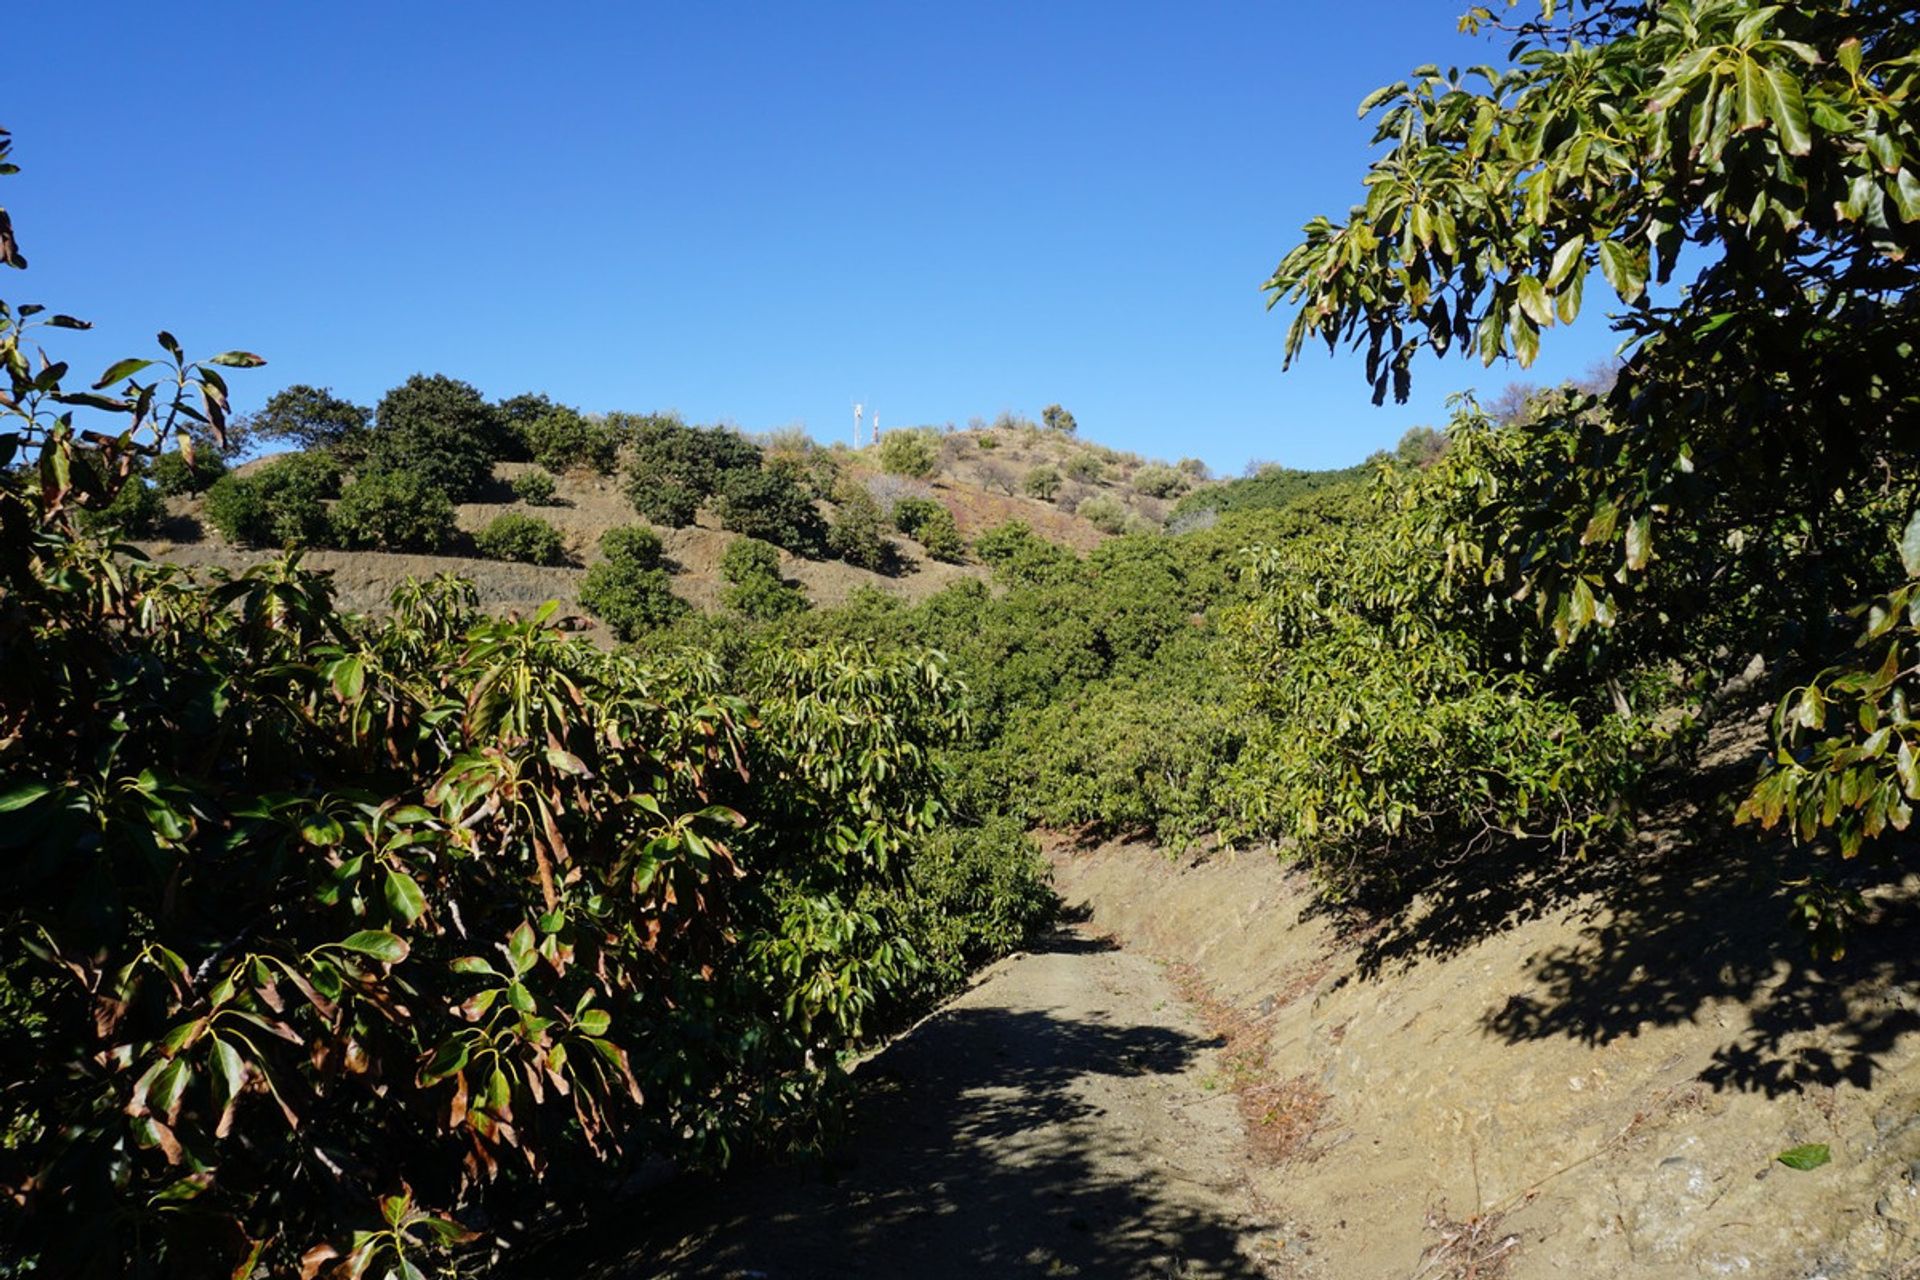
(853, 402, 864, 448)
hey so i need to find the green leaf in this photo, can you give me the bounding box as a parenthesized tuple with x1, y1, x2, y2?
(1895, 169, 1920, 225)
(1765, 66, 1811, 157)
(0, 780, 52, 812)
(506, 921, 537, 976)
(1736, 57, 1769, 132)
(93, 358, 154, 389)
(204, 351, 267, 368)
(1597, 240, 1646, 304)
(1546, 235, 1585, 289)
(337, 930, 409, 964)
(1516, 276, 1554, 327)
(1512, 312, 1540, 368)
(1901, 510, 1920, 579)
(384, 870, 427, 925)
(1776, 1143, 1831, 1171)
(1625, 514, 1652, 571)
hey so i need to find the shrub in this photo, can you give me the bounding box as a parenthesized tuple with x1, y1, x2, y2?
(330, 471, 457, 552)
(151, 448, 228, 496)
(76, 474, 164, 538)
(513, 469, 558, 505)
(493, 391, 556, 462)
(1131, 463, 1188, 498)
(249, 384, 373, 458)
(721, 537, 809, 620)
(1022, 464, 1062, 500)
(629, 480, 701, 528)
(599, 523, 665, 570)
(891, 495, 939, 536)
(878, 429, 938, 479)
(715, 462, 827, 554)
(475, 513, 568, 565)
(201, 473, 270, 545)
(580, 525, 687, 639)
(1077, 493, 1128, 534)
(1041, 403, 1077, 434)
(204, 453, 339, 548)
(803, 450, 843, 501)
(523, 407, 618, 475)
(894, 497, 966, 563)
(366, 374, 501, 499)
(1063, 453, 1104, 483)
(875, 818, 1055, 1001)
(975, 435, 999, 451)
(972, 521, 1079, 587)
(827, 485, 894, 571)
(624, 417, 761, 526)
(1177, 457, 1210, 479)
(1395, 425, 1449, 469)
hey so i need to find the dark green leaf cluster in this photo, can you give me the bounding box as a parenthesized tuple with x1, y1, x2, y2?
(513, 467, 558, 505)
(624, 415, 761, 528)
(474, 512, 568, 565)
(521, 405, 618, 475)
(877, 429, 939, 479)
(826, 485, 894, 570)
(893, 495, 967, 562)
(716, 460, 828, 554)
(202, 452, 341, 548)
(365, 374, 501, 501)
(579, 524, 686, 639)
(330, 470, 457, 553)
(721, 536, 809, 620)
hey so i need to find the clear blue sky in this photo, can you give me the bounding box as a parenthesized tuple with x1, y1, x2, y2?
(9, 1, 1622, 473)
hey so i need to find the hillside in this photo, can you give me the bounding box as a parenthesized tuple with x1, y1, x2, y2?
(134, 417, 1239, 624)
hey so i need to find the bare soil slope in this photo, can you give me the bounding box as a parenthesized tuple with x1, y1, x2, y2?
(138, 423, 1191, 622)
(1049, 838, 1920, 1279)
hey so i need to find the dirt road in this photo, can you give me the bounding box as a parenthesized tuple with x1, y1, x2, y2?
(565, 927, 1287, 1279)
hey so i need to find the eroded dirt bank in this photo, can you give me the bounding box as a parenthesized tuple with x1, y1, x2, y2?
(1051, 839, 1920, 1279)
(553, 928, 1290, 1278)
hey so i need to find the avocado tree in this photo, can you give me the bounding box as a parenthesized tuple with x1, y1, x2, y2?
(1267, 1, 1919, 879)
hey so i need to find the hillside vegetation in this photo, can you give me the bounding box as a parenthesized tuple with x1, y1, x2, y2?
(4, 0, 1920, 1275)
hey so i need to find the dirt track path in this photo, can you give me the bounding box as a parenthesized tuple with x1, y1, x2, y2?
(573, 927, 1285, 1279)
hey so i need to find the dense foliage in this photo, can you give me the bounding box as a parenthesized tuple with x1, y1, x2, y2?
(1258, 0, 1920, 926)
(892, 496, 967, 563)
(204, 453, 341, 549)
(0, 132, 1052, 1279)
(826, 485, 894, 571)
(366, 375, 501, 501)
(721, 537, 809, 620)
(715, 462, 828, 554)
(877, 430, 938, 479)
(330, 470, 458, 553)
(577, 524, 688, 640)
(474, 512, 568, 565)
(624, 416, 760, 528)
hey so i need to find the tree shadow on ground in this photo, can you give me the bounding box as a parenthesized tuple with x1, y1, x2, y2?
(1477, 839, 1920, 1098)
(1315, 721, 1920, 1099)
(510, 932, 1263, 1279)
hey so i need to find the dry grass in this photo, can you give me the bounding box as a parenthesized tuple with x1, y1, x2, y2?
(1168, 963, 1328, 1164)
(1411, 1204, 1524, 1280)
